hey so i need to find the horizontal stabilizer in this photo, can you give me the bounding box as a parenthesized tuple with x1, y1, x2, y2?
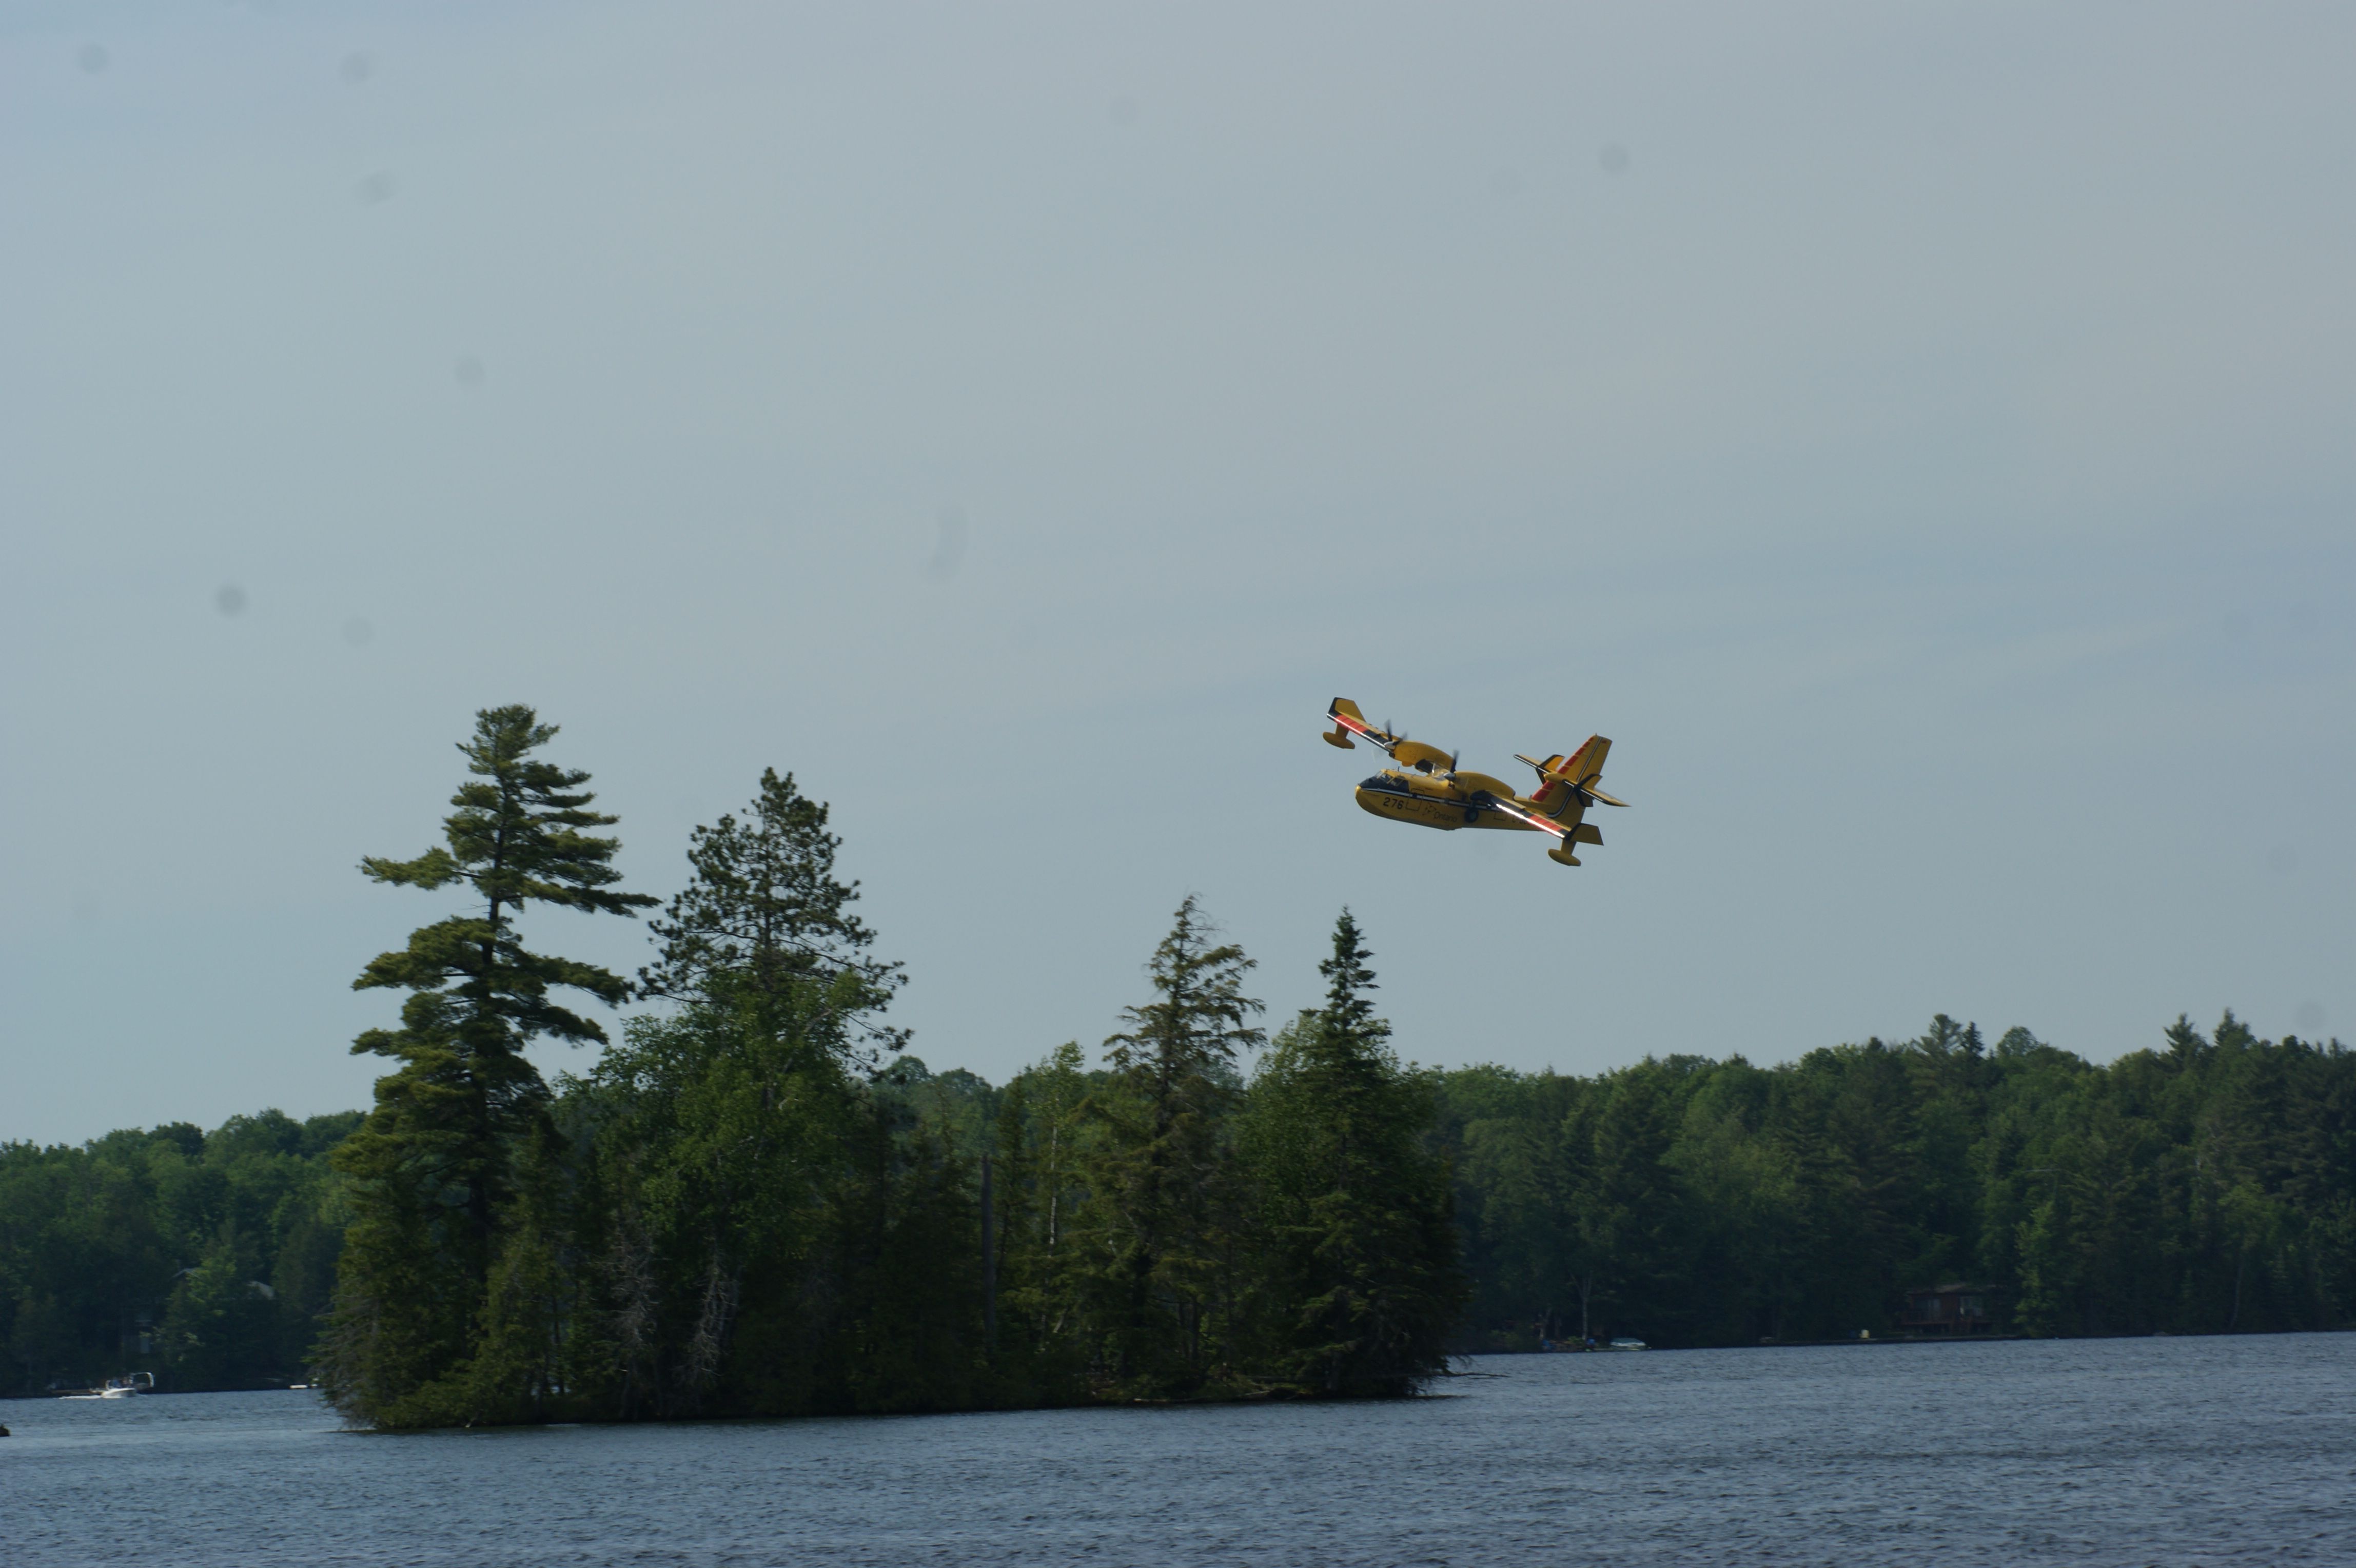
(1561, 735, 1612, 786)
(1522, 737, 1626, 810)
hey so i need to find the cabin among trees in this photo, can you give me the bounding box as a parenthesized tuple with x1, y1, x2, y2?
(1901, 1283, 1997, 1336)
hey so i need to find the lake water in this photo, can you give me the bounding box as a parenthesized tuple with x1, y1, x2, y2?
(6, 1336, 2353, 1565)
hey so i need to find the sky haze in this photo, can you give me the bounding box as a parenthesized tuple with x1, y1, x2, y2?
(4, 2, 2351, 1143)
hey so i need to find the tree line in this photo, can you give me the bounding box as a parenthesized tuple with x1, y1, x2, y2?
(1440, 1011, 2356, 1348)
(317, 707, 1460, 1425)
(1, 1109, 357, 1393)
(4, 705, 2350, 1413)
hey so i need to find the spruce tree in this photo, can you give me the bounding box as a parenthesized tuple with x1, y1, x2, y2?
(323, 705, 653, 1426)
(1086, 896, 1264, 1394)
(1242, 910, 1464, 1394)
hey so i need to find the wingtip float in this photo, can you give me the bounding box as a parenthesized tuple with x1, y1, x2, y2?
(1324, 697, 1626, 867)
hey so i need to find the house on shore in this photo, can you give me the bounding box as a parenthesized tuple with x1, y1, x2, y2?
(1900, 1282, 1997, 1336)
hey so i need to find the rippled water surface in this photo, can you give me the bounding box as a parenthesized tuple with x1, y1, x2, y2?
(7, 1336, 2354, 1565)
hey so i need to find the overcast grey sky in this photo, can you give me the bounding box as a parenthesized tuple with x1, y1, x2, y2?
(4, 2, 2350, 1145)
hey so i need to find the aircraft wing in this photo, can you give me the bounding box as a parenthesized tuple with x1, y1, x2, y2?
(1324, 698, 1401, 753)
(1489, 794, 1607, 865)
(1324, 698, 1464, 772)
(1488, 796, 1570, 837)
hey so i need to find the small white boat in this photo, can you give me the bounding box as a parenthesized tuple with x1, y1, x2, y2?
(1607, 1337, 1648, 1351)
(62, 1373, 154, 1400)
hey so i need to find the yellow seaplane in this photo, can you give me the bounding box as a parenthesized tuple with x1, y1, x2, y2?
(1321, 698, 1626, 867)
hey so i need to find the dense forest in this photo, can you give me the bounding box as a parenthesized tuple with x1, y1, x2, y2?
(1442, 1010, 2356, 1347)
(1, 1108, 360, 1393)
(5, 707, 2352, 1418)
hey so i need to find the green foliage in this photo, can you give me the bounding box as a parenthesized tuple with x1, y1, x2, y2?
(303, 847, 1475, 1427)
(158, 1226, 275, 1388)
(1078, 896, 1266, 1396)
(1440, 1011, 2356, 1348)
(46, 715, 2356, 1430)
(0, 1111, 356, 1394)
(1238, 912, 1464, 1395)
(323, 705, 654, 1426)
(18, 997, 2356, 1419)
(581, 992, 869, 1418)
(988, 1041, 1101, 1396)
(304, 723, 2356, 1420)
(562, 765, 932, 1421)
(318, 758, 994, 1429)
(638, 768, 905, 1060)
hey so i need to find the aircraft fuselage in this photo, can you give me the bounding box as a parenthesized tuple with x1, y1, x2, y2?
(1354, 769, 1559, 832)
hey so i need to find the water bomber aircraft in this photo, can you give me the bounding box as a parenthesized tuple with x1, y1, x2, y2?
(1321, 698, 1626, 867)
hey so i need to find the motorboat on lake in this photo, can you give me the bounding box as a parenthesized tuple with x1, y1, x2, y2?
(61, 1373, 154, 1400)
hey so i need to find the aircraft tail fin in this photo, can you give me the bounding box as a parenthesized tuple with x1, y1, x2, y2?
(1524, 736, 1616, 817)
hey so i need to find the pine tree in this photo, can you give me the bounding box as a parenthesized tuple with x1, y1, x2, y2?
(637, 768, 904, 1061)
(1242, 910, 1464, 1394)
(582, 771, 906, 1417)
(1085, 896, 1264, 1395)
(323, 705, 653, 1426)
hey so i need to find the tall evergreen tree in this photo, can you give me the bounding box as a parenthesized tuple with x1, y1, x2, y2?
(637, 768, 904, 1060)
(1085, 896, 1264, 1395)
(323, 705, 653, 1425)
(582, 771, 908, 1418)
(1242, 911, 1464, 1394)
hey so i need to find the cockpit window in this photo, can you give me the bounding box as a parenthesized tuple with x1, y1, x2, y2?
(1361, 775, 1408, 793)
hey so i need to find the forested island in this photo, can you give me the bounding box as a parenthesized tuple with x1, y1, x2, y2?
(5, 708, 2352, 1423)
